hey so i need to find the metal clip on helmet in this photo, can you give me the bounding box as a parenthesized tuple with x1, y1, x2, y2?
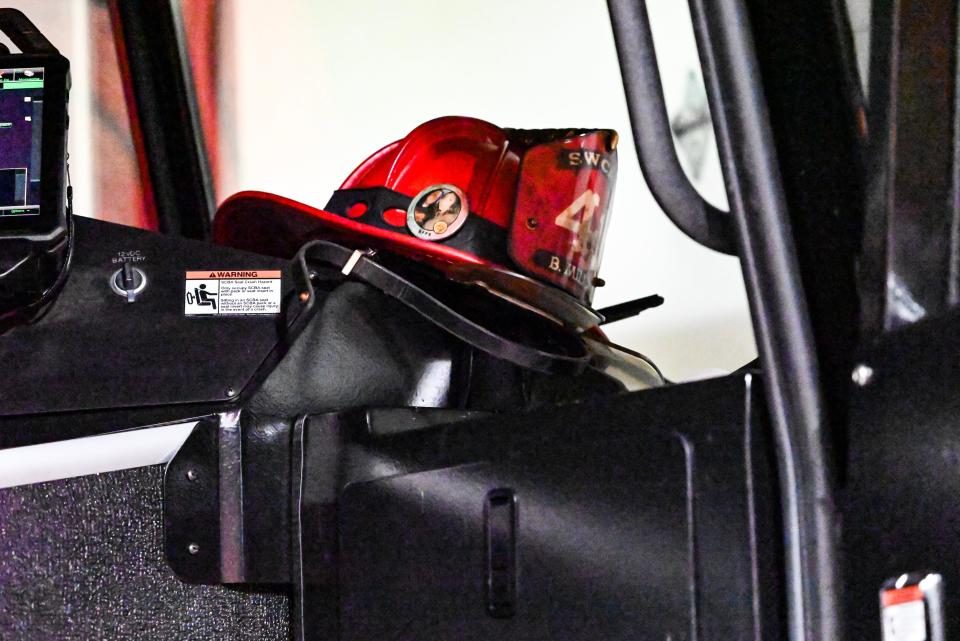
(215, 116, 619, 329)
(0, 10, 71, 322)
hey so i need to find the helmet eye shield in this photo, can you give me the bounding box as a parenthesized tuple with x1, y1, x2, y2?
(321, 120, 619, 306)
(508, 130, 617, 303)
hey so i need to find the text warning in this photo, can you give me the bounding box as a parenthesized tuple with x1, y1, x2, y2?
(184, 270, 281, 316)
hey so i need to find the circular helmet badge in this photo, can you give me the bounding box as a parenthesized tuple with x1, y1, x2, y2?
(407, 184, 469, 241)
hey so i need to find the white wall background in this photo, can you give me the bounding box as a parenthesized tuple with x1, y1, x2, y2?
(221, 0, 756, 380)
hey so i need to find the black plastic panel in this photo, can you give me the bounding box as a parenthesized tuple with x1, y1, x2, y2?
(339, 438, 692, 641)
(862, 0, 959, 333)
(294, 373, 782, 641)
(0, 217, 294, 416)
(0, 402, 228, 450)
(845, 309, 960, 640)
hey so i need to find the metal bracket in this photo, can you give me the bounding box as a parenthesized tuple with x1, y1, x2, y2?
(164, 412, 294, 584)
(163, 415, 222, 583)
(163, 407, 488, 585)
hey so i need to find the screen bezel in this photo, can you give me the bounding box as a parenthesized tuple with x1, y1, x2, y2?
(0, 52, 69, 238)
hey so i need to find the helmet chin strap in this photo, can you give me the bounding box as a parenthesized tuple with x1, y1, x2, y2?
(294, 240, 591, 376)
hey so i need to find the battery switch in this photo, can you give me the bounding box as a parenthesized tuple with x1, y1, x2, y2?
(110, 262, 147, 303)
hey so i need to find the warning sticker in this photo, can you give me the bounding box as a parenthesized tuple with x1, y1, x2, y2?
(882, 586, 927, 641)
(185, 270, 281, 316)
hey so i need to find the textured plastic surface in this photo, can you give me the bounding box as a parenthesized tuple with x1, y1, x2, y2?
(294, 373, 781, 641)
(0, 216, 293, 416)
(340, 441, 690, 640)
(0, 465, 288, 640)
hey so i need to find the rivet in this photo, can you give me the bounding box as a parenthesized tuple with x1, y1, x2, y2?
(188, 543, 200, 555)
(299, 291, 310, 302)
(852, 364, 874, 387)
(526, 217, 538, 230)
(225, 386, 236, 397)
(186, 469, 198, 482)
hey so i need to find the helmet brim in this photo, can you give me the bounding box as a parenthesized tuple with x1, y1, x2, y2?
(213, 191, 602, 330)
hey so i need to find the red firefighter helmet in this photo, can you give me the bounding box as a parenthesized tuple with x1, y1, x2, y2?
(214, 116, 619, 327)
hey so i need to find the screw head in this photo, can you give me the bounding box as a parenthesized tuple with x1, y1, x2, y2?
(186, 469, 198, 482)
(852, 364, 874, 387)
(225, 386, 236, 398)
(188, 543, 200, 555)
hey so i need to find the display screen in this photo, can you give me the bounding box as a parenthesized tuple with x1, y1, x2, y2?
(0, 66, 43, 217)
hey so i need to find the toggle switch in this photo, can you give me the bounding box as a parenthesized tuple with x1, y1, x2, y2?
(110, 262, 147, 302)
